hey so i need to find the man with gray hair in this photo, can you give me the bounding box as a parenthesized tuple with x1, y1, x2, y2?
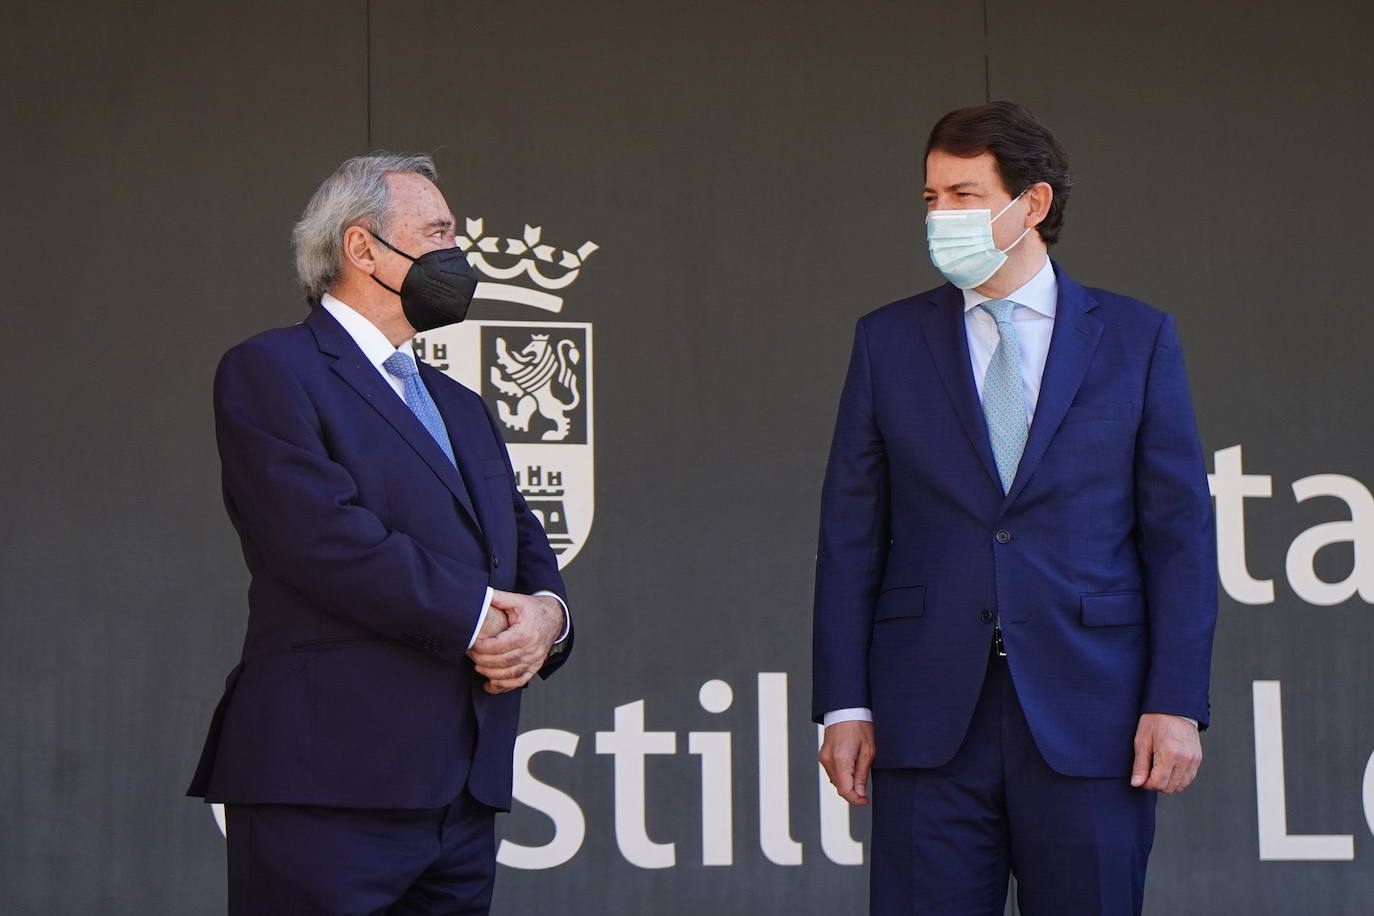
(188, 153, 573, 915)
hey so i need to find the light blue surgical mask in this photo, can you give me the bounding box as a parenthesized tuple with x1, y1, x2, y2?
(925, 191, 1032, 289)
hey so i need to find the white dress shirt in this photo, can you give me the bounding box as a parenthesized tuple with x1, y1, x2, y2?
(320, 294, 569, 647)
(823, 259, 1195, 731)
(962, 255, 1058, 422)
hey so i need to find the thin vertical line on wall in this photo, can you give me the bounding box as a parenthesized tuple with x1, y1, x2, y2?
(982, 0, 991, 101)
(365, 0, 373, 145)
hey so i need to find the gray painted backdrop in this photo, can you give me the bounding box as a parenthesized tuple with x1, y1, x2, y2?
(3, 1, 1371, 913)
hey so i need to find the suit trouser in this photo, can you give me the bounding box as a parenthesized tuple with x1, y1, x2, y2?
(226, 788, 496, 916)
(870, 656, 1156, 916)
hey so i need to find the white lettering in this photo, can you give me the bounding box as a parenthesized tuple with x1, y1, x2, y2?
(499, 728, 586, 869)
(758, 673, 803, 865)
(1364, 750, 1374, 840)
(1252, 680, 1354, 860)
(689, 679, 734, 866)
(1285, 474, 1374, 606)
(595, 700, 677, 868)
(1209, 444, 1275, 604)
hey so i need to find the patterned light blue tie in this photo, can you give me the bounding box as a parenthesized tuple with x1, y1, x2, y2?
(979, 299, 1028, 493)
(382, 351, 457, 467)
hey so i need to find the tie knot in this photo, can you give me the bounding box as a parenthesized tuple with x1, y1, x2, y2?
(383, 350, 419, 379)
(980, 299, 1018, 324)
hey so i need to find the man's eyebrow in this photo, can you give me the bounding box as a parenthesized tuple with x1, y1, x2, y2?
(424, 218, 454, 231)
(922, 181, 986, 194)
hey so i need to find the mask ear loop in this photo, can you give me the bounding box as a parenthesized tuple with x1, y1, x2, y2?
(365, 230, 415, 298)
(991, 188, 1029, 222)
(993, 189, 1034, 254)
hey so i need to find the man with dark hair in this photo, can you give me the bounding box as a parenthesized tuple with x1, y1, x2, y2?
(814, 102, 1216, 915)
(188, 154, 573, 914)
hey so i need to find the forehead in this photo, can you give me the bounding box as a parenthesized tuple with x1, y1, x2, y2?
(923, 150, 1003, 191)
(385, 171, 453, 225)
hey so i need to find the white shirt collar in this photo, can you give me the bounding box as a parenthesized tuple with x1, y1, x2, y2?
(961, 256, 1058, 318)
(319, 293, 409, 369)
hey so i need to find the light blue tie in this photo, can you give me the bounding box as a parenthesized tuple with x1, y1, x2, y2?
(382, 351, 457, 467)
(979, 299, 1028, 493)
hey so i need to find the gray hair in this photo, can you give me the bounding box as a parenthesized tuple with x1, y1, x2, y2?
(292, 152, 439, 303)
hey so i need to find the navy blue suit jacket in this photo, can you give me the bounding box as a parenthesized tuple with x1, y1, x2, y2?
(188, 306, 570, 811)
(812, 264, 1216, 777)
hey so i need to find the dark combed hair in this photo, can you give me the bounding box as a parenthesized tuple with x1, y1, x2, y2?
(924, 101, 1073, 246)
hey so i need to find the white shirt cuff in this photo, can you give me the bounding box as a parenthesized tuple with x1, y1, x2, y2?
(823, 707, 873, 728)
(534, 590, 571, 643)
(1175, 715, 1199, 730)
(468, 589, 570, 647)
(467, 587, 496, 648)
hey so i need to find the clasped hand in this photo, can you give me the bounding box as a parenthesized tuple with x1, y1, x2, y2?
(466, 590, 563, 694)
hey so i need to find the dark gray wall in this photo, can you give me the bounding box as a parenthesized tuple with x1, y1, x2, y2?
(3, 1, 1371, 913)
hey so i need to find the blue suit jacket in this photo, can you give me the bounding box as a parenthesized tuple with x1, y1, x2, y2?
(812, 264, 1216, 777)
(188, 306, 570, 811)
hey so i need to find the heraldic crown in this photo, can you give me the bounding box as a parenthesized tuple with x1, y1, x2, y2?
(457, 218, 598, 314)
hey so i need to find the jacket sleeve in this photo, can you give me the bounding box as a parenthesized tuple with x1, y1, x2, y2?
(477, 398, 573, 679)
(1134, 314, 1218, 726)
(812, 318, 890, 723)
(214, 340, 490, 664)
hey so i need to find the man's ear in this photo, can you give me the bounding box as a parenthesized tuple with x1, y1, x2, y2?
(342, 225, 378, 275)
(1025, 182, 1053, 229)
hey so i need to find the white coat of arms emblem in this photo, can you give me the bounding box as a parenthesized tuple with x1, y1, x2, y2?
(413, 219, 597, 568)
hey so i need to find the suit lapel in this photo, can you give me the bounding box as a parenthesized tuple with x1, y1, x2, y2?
(1003, 265, 1103, 505)
(917, 284, 1002, 492)
(306, 308, 483, 533)
(424, 362, 496, 537)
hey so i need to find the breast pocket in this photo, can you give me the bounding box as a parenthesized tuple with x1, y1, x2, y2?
(1063, 402, 1134, 423)
(483, 457, 514, 490)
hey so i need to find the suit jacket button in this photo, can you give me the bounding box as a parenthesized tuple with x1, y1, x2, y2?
(490, 553, 500, 568)
(980, 609, 994, 623)
(994, 529, 1011, 544)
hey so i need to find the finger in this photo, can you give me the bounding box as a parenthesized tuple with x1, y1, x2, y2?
(474, 655, 537, 679)
(488, 591, 531, 614)
(1130, 739, 1152, 788)
(468, 647, 524, 668)
(1161, 752, 1185, 794)
(831, 754, 856, 802)
(1170, 753, 1200, 794)
(853, 743, 875, 802)
(471, 627, 531, 655)
(469, 639, 536, 663)
(852, 763, 871, 805)
(1145, 752, 1176, 792)
(468, 654, 518, 671)
(1175, 758, 1201, 793)
(485, 671, 536, 691)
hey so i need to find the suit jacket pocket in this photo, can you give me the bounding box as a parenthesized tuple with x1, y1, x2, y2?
(1081, 592, 1145, 626)
(484, 458, 517, 508)
(484, 457, 511, 480)
(291, 636, 393, 651)
(1063, 402, 1134, 423)
(874, 585, 926, 621)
